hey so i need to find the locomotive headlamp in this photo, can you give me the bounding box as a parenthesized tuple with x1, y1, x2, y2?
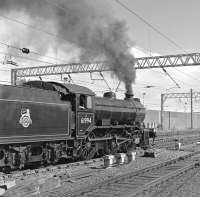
(21, 48, 30, 54)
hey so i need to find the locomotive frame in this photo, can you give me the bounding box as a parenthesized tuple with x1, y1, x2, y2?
(0, 80, 150, 170)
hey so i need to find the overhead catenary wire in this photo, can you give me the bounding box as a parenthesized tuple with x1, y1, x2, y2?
(45, 0, 184, 56)
(1, 1, 186, 55)
(2, 51, 194, 92)
(115, 1, 184, 88)
(168, 76, 199, 89)
(68, 73, 167, 91)
(25, 72, 180, 93)
(114, 0, 187, 89)
(0, 40, 68, 63)
(44, 0, 182, 90)
(20, 75, 192, 111)
(0, 41, 19, 50)
(0, 14, 60, 40)
(132, 21, 200, 87)
(0, 6, 189, 67)
(0, 14, 78, 64)
(159, 68, 200, 89)
(0, 51, 54, 65)
(0, 1, 197, 100)
(114, 0, 200, 89)
(172, 67, 200, 84)
(44, 76, 124, 93)
(147, 66, 200, 89)
(72, 75, 158, 89)
(160, 66, 180, 88)
(114, 0, 187, 53)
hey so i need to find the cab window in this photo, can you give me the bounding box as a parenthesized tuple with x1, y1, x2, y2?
(79, 95, 92, 109)
(87, 96, 92, 109)
(80, 95, 86, 109)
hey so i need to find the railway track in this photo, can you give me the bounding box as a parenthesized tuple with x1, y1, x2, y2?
(154, 134, 200, 149)
(148, 161, 200, 197)
(57, 151, 200, 197)
(2, 133, 200, 197)
(157, 129, 200, 137)
(0, 157, 103, 186)
(5, 147, 199, 197)
(2, 133, 200, 183)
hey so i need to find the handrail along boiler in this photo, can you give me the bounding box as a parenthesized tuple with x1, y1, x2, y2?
(0, 81, 150, 170)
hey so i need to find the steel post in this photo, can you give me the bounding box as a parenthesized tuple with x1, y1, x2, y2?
(160, 94, 164, 130)
(191, 88, 193, 129)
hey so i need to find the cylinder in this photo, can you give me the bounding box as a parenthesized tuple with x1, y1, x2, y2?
(104, 155, 115, 168)
(127, 151, 136, 163)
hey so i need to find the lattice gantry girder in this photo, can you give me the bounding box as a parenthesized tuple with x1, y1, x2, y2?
(163, 92, 200, 102)
(136, 53, 200, 69)
(11, 53, 200, 84)
(13, 62, 111, 78)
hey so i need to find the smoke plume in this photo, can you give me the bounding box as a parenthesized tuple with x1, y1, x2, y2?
(0, 0, 136, 94)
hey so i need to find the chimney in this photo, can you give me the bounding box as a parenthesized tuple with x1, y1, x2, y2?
(125, 92, 134, 99)
(125, 83, 134, 99)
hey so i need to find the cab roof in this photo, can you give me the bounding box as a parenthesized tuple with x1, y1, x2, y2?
(49, 82, 95, 96)
(23, 80, 95, 96)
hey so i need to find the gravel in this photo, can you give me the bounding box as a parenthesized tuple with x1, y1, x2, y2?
(41, 149, 190, 197)
(4, 144, 199, 197)
(151, 161, 200, 197)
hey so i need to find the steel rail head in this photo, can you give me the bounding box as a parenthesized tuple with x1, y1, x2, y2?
(69, 151, 200, 197)
(129, 161, 200, 197)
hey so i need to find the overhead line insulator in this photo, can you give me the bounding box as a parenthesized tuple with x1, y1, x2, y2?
(21, 48, 30, 54)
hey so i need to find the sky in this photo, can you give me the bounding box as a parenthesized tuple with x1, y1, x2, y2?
(0, 0, 200, 112)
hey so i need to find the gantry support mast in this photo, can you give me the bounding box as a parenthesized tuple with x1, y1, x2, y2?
(11, 53, 200, 85)
(160, 90, 200, 129)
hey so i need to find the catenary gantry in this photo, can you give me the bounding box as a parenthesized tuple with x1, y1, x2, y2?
(11, 53, 200, 85)
(161, 90, 200, 129)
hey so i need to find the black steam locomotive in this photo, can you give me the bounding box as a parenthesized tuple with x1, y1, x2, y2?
(0, 80, 150, 170)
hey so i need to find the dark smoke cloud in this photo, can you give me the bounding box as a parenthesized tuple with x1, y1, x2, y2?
(0, 0, 136, 94)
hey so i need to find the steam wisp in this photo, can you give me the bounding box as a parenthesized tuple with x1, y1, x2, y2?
(1, 0, 136, 94)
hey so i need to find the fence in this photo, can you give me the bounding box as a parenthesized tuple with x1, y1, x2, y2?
(144, 110, 200, 130)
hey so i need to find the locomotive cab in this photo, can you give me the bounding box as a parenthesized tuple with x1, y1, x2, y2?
(77, 94, 95, 137)
(24, 81, 96, 138)
(48, 82, 95, 138)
